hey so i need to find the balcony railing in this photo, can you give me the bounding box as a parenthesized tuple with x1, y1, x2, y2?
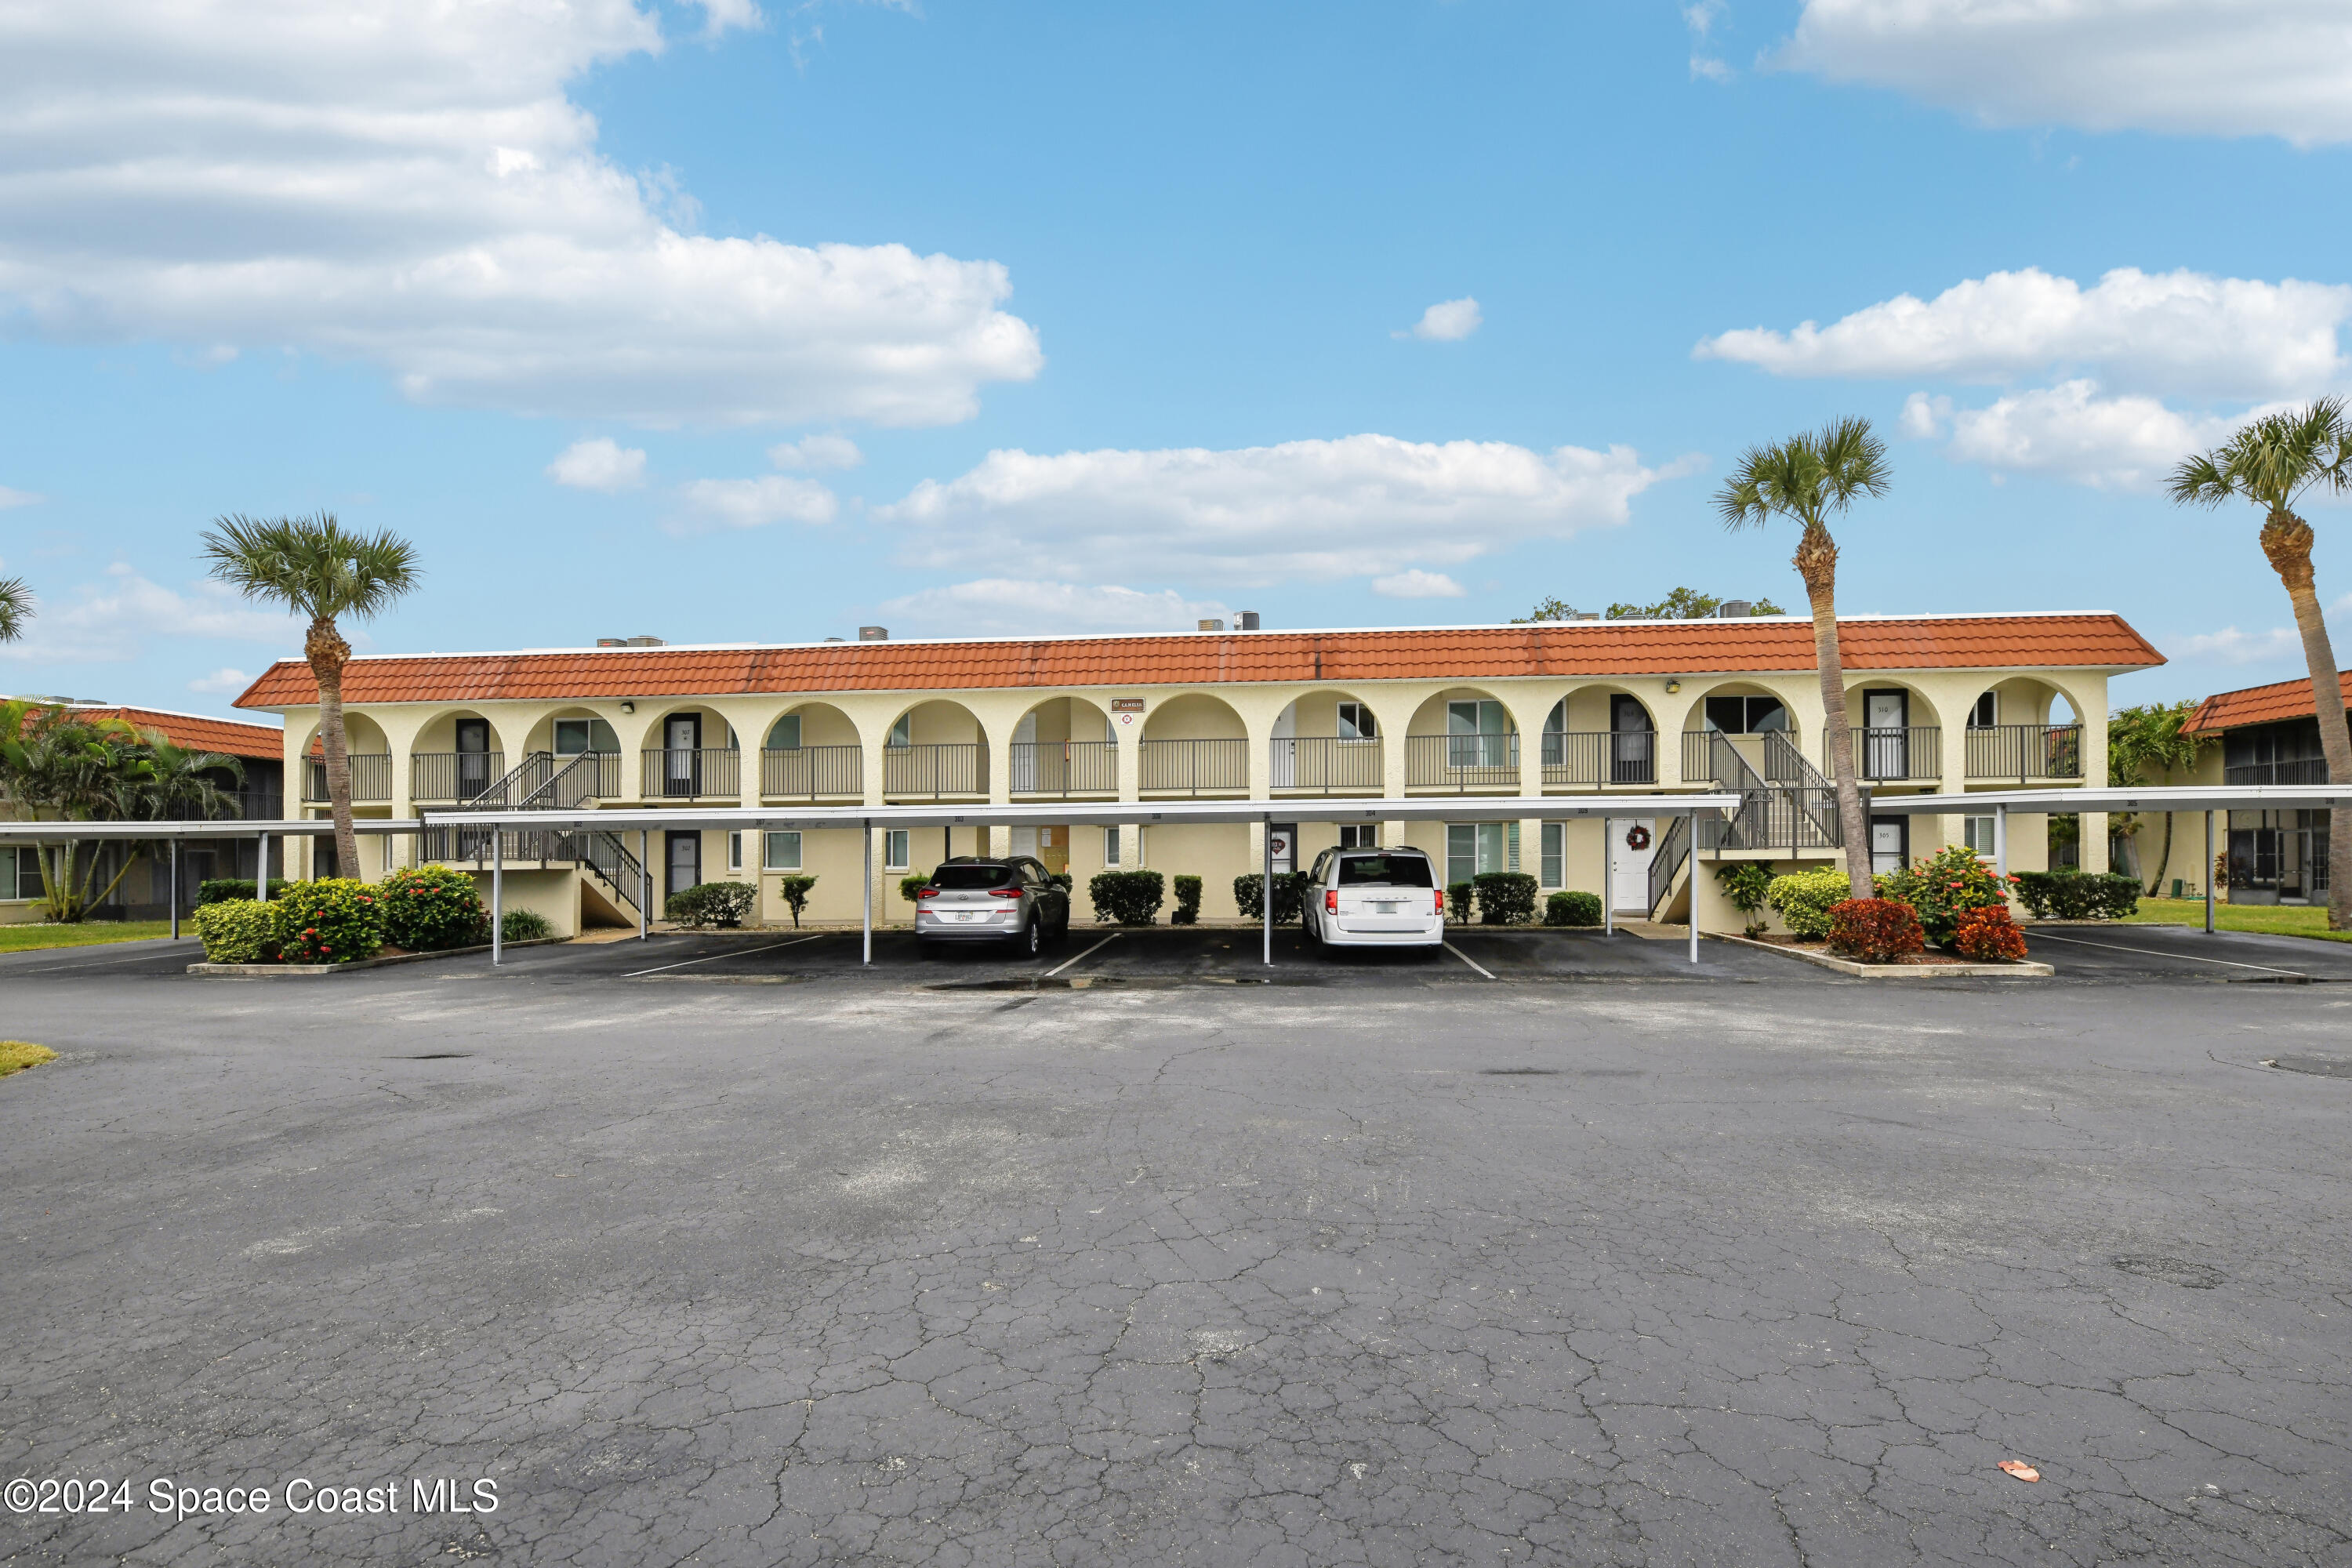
(1828, 726, 1943, 782)
(761, 745, 863, 799)
(2225, 757, 2329, 786)
(1406, 733, 1519, 791)
(1963, 724, 2083, 781)
(1010, 740, 1117, 796)
(1541, 730, 1656, 786)
(303, 753, 392, 802)
(1269, 737, 1384, 793)
(641, 746, 741, 799)
(883, 742, 986, 798)
(543, 750, 622, 801)
(1140, 738, 1250, 795)
(410, 751, 506, 802)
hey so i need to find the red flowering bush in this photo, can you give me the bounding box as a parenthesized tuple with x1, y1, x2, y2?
(1875, 844, 2013, 948)
(273, 878, 384, 964)
(377, 865, 488, 950)
(1828, 898, 1926, 964)
(1953, 905, 2028, 963)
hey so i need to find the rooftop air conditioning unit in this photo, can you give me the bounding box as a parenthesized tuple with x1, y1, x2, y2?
(1236, 611, 1261, 630)
(622, 635, 664, 647)
(858, 626, 889, 641)
(1197, 619, 1225, 632)
(1715, 601, 1753, 619)
(596, 638, 626, 647)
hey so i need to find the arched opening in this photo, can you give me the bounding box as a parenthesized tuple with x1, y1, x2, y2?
(1838, 680, 1944, 782)
(882, 699, 989, 799)
(1675, 681, 1800, 787)
(644, 704, 740, 800)
(1406, 688, 1522, 790)
(521, 706, 626, 798)
(299, 713, 393, 804)
(1964, 679, 2085, 781)
(1271, 688, 1383, 793)
(1541, 686, 1657, 786)
(758, 701, 862, 800)
(1141, 693, 1250, 795)
(1011, 695, 1116, 796)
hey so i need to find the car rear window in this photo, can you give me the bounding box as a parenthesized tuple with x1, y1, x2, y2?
(929, 864, 1017, 890)
(1336, 854, 1433, 887)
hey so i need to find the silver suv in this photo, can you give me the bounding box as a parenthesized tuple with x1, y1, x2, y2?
(913, 856, 1071, 956)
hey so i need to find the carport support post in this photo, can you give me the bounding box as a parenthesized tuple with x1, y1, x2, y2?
(169, 840, 180, 941)
(257, 833, 269, 902)
(639, 829, 649, 939)
(1994, 804, 2008, 880)
(2205, 811, 2216, 934)
(862, 822, 873, 967)
(1262, 815, 1273, 966)
(1686, 811, 1698, 964)
(491, 831, 503, 967)
(1602, 820, 1613, 938)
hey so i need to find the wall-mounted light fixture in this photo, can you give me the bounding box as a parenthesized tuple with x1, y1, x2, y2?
(1664, 681, 1681, 695)
(619, 701, 635, 714)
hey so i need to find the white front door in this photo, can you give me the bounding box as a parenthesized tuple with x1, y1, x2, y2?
(1864, 690, 1907, 779)
(1609, 818, 1657, 912)
(1871, 817, 1907, 877)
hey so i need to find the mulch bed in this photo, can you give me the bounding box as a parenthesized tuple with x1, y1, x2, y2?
(1745, 935, 1977, 967)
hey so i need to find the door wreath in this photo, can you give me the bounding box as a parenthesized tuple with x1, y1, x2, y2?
(1624, 825, 1651, 851)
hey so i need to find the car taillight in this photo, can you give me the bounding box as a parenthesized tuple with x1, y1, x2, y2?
(1325, 889, 1338, 913)
(991, 887, 1020, 898)
(1434, 889, 1446, 915)
(917, 888, 938, 899)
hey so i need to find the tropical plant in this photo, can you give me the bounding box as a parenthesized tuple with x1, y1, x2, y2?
(1713, 861, 1773, 938)
(1875, 843, 2012, 948)
(667, 881, 757, 928)
(377, 865, 488, 950)
(133, 731, 246, 823)
(2107, 700, 2216, 895)
(0, 702, 152, 920)
(1764, 866, 1848, 940)
(1544, 890, 1602, 927)
(2169, 400, 2352, 929)
(898, 873, 931, 906)
(196, 878, 291, 906)
(192, 899, 280, 964)
(1472, 871, 1538, 924)
(0, 575, 31, 642)
(1717, 417, 1892, 898)
(1089, 869, 1165, 925)
(500, 908, 554, 942)
(275, 878, 385, 964)
(1445, 880, 1473, 922)
(1827, 898, 1925, 964)
(201, 513, 420, 884)
(1233, 872, 1307, 924)
(775, 873, 818, 927)
(1953, 906, 2028, 964)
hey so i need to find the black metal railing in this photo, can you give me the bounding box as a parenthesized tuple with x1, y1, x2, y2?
(1688, 730, 1841, 853)
(641, 747, 741, 799)
(303, 753, 392, 802)
(1828, 726, 1942, 782)
(1763, 731, 1842, 848)
(1406, 733, 1519, 790)
(884, 742, 986, 798)
(1139, 738, 1250, 795)
(1010, 740, 1118, 795)
(410, 751, 506, 801)
(520, 750, 608, 810)
(1541, 730, 1655, 786)
(1648, 812, 1690, 918)
(546, 751, 622, 800)
(1964, 724, 2083, 781)
(418, 824, 646, 913)
(2225, 757, 2330, 786)
(761, 745, 863, 798)
(1269, 737, 1384, 792)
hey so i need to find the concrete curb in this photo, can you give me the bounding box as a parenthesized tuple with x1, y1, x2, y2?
(187, 937, 568, 977)
(1711, 932, 2053, 978)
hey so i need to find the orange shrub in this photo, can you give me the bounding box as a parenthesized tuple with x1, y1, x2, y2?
(1954, 905, 2028, 963)
(1828, 898, 1925, 964)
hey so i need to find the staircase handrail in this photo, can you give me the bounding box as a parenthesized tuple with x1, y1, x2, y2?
(1648, 812, 1691, 918)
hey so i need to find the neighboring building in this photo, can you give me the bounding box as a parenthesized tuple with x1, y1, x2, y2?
(2157, 668, 2350, 905)
(232, 612, 2160, 935)
(0, 702, 287, 923)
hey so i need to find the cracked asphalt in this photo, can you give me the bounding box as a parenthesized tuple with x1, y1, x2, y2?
(2, 948, 2349, 1565)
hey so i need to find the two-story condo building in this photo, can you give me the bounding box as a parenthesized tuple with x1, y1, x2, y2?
(232, 612, 2161, 935)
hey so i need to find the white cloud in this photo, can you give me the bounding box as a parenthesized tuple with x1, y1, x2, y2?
(1690, 56, 1733, 82)
(1684, 1, 1726, 40)
(879, 434, 1697, 587)
(2175, 626, 2302, 666)
(875, 579, 1229, 639)
(1897, 390, 1950, 439)
(546, 437, 647, 492)
(1370, 569, 1466, 600)
(1939, 379, 2244, 492)
(0, 564, 299, 664)
(0, 1, 1040, 427)
(768, 434, 864, 470)
(1780, 0, 2352, 147)
(1698, 267, 2350, 399)
(1399, 297, 1483, 343)
(667, 474, 837, 534)
(188, 666, 255, 695)
(0, 486, 38, 510)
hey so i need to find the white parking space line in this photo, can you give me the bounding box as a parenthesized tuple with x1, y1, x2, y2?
(13, 945, 197, 974)
(622, 935, 829, 978)
(2030, 931, 2308, 976)
(1443, 942, 1496, 980)
(1045, 932, 1121, 977)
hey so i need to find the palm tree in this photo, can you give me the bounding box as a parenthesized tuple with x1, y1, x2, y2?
(2170, 399, 2352, 929)
(0, 575, 30, 641)
(201, 514, 419, 879)
(0, 703, 152, 920)
(2107, 701, 2214, 895)
(1717, 417, 1891, 899)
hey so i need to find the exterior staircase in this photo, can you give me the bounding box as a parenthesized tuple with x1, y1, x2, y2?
(417, 750, 648, 924)
(1649, 729, 1845, 920)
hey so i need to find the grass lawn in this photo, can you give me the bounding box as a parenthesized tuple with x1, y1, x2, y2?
(0, 1041, 59, 1079)
(2119, 898, 2352, 944)
(0, 920, 180, 954)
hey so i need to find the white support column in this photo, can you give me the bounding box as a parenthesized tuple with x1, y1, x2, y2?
(1687, 811, 1699, 964)
(1262, 813, 1273, 966)
(639, 829, 650, 939)
(1602, 820, 1614, 937)
(862, 822, 874, 965)
(1994, 803, 2008, 880)
(491, 831, 504, 966)
(257, 833, 270, 902)
(169, 840, 180, 940)
(2204, 811, 2216, 934)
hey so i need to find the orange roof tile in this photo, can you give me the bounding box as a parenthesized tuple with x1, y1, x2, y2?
(234, 613, 2165, 710)
(2185, 669, 2352, 734)
(77, 705, 286, 759)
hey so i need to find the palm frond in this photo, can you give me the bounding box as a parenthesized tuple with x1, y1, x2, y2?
(0, 575, 31, 642)
(200, 512, 422, 622)
(2169, 398, 2352, 513)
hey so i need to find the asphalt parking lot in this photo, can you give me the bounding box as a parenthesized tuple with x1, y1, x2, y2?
(3, 924, 2350, 1566)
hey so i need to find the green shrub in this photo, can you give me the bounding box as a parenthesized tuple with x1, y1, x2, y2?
(1446, 881, 1473, 923)
(775, 873, 818, 927)
(1544, 890, 1602, 927)
(2013, 869, 2141, 920)
(1715, 862, 1773, 937)
(274, 879, 385, 964)
(1766, 866, 1849, 940)
(666, 881, 757, 928)
(1472, 872, 1538, 925)
(1090, 869, 1166, 925)
(194, 878, 289, 906)
(1828, 897, 1925, 964)
(1232, 872, 1306, 924)
(898, 873, 931, 906)
(377, 865, 486, 951)
(1170, 875, 1203, 926)
(1877, 843, 2012, 948)
(192, 898, 280, 964)
(500, 908, 554, 942)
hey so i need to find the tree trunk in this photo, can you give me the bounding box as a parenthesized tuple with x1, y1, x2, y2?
(2148, 811, 2174, 898)
(2261, 508, 2352, 930)
(307, 616, 359, 880)
(1796, 524, 1874, 899)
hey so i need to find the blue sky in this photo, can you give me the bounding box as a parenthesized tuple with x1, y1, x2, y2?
(3, 0, 2349, 719)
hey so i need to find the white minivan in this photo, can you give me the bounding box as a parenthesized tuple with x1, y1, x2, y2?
(1301, 845, 1446, 949)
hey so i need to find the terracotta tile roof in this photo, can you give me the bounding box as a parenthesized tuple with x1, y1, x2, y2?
(77, 706, 286, 759)
(233, 613, 2165, 710)
(2185, 669, 2352, 734)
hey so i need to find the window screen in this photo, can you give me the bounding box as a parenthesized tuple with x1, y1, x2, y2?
(1969, 691, 1998, 728)
(727, 831, 743, 870)
(1338, 702, 1377, 740)
(1541, 822, 1564, 887)
(764, 831, 801, 870)
(884, 829, 909, 870)
(1338, 824, 1378, 848)
(1705, 695, 1788, 733)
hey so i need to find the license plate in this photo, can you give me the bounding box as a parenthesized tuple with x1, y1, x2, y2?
(954, 912, 973, 922)
(1372, 902, 1399, 913)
